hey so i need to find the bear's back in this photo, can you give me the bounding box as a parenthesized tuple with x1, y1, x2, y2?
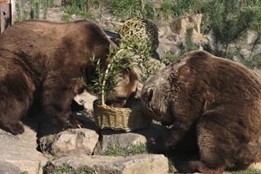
(0, 20, 110, 71)
(181, 50, 261, 99)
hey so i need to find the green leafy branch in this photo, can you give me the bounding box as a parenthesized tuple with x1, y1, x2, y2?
(89, 46, 133, 105)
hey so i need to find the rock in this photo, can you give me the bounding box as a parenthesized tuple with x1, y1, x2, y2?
(238, 31, 261, 60)
(46, 154, 169, 174)
(0, 161, 22, 174)
(74, 90, 97, 112)
(170, 14, 203, 38)
(169, 14, 208, 48)
(71, 14, 86, 21)
(0, 119, 47, 174)
(95, 132, 147, 154)
(53, 0, 63, 7)
(38, 128, 99, 157)
(251, 162, 261, 170)
(101, 13, 113, 20)
(94, 124, 170, 154)
(157, 37, 181, 57)
(45, 7, 65, 22)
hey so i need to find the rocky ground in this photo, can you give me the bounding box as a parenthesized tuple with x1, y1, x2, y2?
(0, 3, 260, 174)
(1, 91, 261, 173)
(0, 112, 172, 173)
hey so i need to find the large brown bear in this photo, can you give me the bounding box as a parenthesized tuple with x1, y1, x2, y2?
(141, 50, 261, 174)
(0, 20, 139, 135)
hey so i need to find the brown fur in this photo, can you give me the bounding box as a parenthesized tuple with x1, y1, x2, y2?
(0, 20, 140, 135)
(141, 50, 261, 173)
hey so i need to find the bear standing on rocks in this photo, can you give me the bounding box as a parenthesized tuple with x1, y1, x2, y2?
(0, 20, 112, 135)
(141, 50, 261, 174)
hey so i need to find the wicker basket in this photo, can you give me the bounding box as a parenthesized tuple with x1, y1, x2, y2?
(93, 100, 152, 132)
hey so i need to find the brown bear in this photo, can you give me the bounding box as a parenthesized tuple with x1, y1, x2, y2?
(0, 20, 139, 135)
(141, 50, 261, 174)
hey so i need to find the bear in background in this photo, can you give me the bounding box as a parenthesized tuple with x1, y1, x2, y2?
(141, 50, 261, 174)
(0, 20, 113, 135)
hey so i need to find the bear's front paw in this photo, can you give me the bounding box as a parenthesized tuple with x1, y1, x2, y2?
(8, 122, 25, 135)
(189, 161, 223, 174)
(68, 116, 83, 129)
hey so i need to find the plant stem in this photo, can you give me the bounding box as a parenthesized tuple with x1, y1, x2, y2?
(101, 63, 111, 105)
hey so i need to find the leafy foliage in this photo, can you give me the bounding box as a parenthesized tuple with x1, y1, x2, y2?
(166, 0, 207, 17)
(108, 0, 155, 20)
(160, 52, 181, 65)
(208, 1, 255, 55)
(118, 19, 161, 82)
(62, 0, 94, 18)
(230, 168, 261, 174)
(88, 46, 132, 105)
(16, 0, 53, 21)
(88, 19, 160, 104)
(184, 28, 199, 52)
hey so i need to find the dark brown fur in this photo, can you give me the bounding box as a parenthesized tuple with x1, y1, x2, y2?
(141, 50, 261, 173)
(0, 20, 117, 135)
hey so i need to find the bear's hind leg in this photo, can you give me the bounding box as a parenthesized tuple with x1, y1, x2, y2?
(0, 97, 28, 135)
(189, 115, 229, 174)
(0, 102, 25, 135)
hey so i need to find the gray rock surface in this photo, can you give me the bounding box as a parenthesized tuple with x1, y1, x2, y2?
(38, 128, 99, 157)
(48, 154, 169, 174)
(0, 161, 22, 174)
(0, 119, 47, 174)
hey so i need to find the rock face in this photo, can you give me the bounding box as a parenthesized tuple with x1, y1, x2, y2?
(0, 161, 22, 174)
(46, 154, 169, 174)
(38, 128, 99, 157)
(156, 14, 208, 57)
(170, 14, 201, 38)
(170, 14, 207, 44)
(0, 119, 47, 174)
(233, 30, 261, 62)
(1, 4, 260, 174)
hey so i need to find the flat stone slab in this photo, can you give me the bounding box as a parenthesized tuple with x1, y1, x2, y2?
(0, 120, 47, 174)
(47, 154, 169, 174)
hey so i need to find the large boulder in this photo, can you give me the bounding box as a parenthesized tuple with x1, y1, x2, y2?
(0, 119, 47, 173)
(38, 128, 99, 157)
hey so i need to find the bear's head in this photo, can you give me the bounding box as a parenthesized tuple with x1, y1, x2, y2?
(141, 64, 175, 125)
(140, 51, 201, 126)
